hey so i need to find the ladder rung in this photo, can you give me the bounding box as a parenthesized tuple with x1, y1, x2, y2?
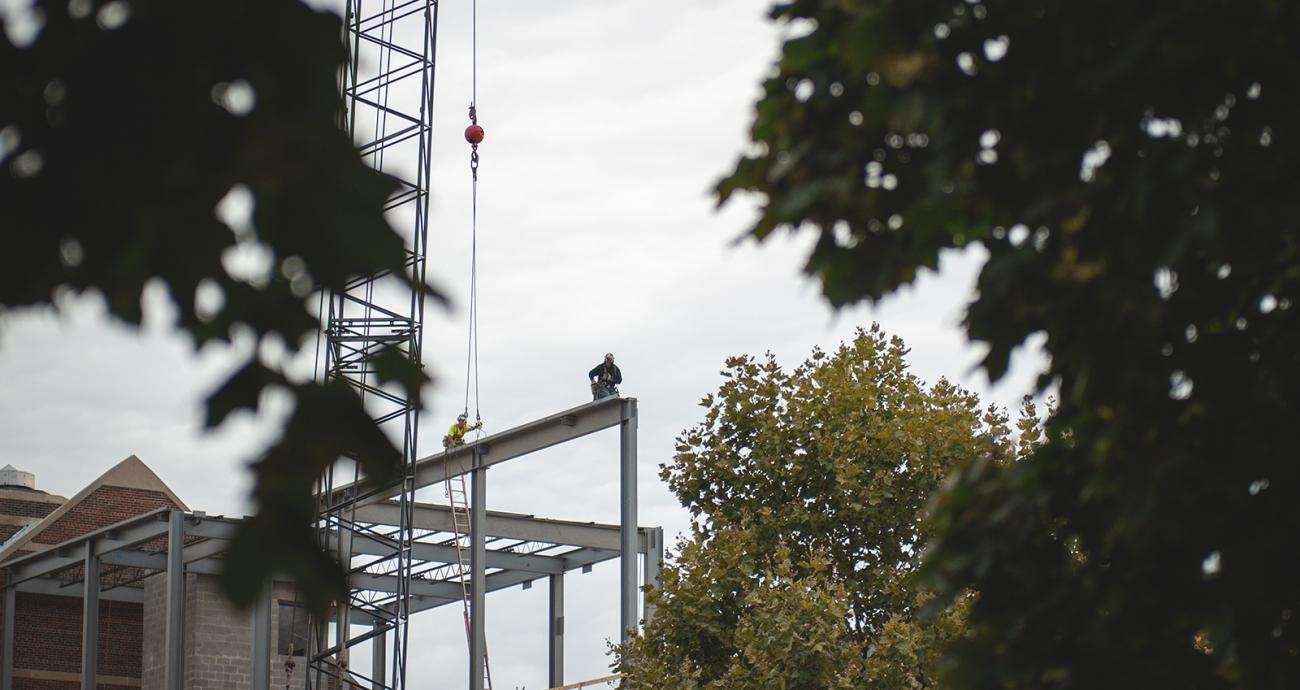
(445, 470, 493, 690)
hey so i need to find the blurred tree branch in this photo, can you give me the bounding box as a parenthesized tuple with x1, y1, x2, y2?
(723, 1, 1300, 687)
(0, 0, 440, 613)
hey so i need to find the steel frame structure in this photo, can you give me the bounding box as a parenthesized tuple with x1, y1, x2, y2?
(316, 0, 439, 687)
(0, 398, 661, 690)
(326, 396, 647, 690)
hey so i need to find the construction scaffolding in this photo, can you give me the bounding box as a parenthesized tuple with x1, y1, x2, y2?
(0, 396, 662, 690)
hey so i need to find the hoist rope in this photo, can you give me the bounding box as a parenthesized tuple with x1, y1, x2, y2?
(472, 0, 477, 101)
(462, 0, 482, 424)
(463, 177, 479, 421)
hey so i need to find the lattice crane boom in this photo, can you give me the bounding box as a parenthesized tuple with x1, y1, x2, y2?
(311, 1, 439, 688)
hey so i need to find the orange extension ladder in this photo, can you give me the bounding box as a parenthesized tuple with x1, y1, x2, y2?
(446, 456, 494, 690)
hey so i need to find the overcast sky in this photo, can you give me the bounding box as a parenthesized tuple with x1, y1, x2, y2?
(0, 0, 1046, 688)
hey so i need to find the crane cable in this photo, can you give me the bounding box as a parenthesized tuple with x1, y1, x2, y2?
(462, 0, 482, 425)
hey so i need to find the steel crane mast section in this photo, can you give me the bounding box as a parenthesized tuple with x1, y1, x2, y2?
(313, 1, 439, 688)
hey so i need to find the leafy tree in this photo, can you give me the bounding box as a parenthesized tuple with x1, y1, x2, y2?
(0, 0, 434, 610)
(721, 1, 1300, 687)
(619, 326, 1003, 688)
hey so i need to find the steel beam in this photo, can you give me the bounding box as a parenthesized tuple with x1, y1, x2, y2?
(336, 520, 354, 671)
(406, 546, 620, 616)
(354, 503, 648, 553)
(643, 527, 664, 625)
(312, 616, 328, 689)
(348, 550, 610, 620)
(251, 586, 271, 690)
(470, 462, 486, 690)
(165, 511, 185, 690)
(549, 574, 564, 688)
(343, 532, 567, 575)
(3, 587, 14, 690)
(620, 398, 639, 640)
(179, 536, 234, 563)
(13, 579, 143, 603)
(4, 511, 237, 586)
(98, 536, 229, 573)
(187, 519, 240, 540)
(5, 516, 167, 585)
(372, 622, 387, 690)
(80, 540, 99, 690)
(348, 572, 460, 601)
(333, 397, 627, 510)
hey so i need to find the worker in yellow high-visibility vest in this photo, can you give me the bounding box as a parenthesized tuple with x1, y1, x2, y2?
(444, 413, 482, 448)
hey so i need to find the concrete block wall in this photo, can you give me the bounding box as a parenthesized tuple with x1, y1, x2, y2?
(143, 573, 255, 690)
(142, 575, 310, 690)
(271, 584, 308, 690)
(185, 573, 253, 689)
(141, 577, 164, 690)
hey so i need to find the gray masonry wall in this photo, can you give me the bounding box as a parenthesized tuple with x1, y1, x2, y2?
(142, 574, 164, 690)
(271, 583, 309, 690)
(142, 574, 309, 690)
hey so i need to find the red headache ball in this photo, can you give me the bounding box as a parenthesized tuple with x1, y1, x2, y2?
(464, 124, 485, 144)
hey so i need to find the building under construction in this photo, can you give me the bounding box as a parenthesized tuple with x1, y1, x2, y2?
(0, 396, 662, 689)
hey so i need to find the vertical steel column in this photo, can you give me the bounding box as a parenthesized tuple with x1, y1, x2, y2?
(80, 540, 99, 690)
(1, 586, 12, 690)
(371, 622, 386, 690)
(548, 574, 564, 688)
(642, 527, 663, 625)
(619, 398, 639, 640)
(165, 510, 185, 690)
(470, 456, 486, 690)
(251, 586, 271, 690)
(335, 523, 353, 671)
(312, 617, 328, 689)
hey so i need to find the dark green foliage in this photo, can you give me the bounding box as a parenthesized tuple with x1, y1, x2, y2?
(0, 0, 436, 612)
(722, 1, 1300, 687)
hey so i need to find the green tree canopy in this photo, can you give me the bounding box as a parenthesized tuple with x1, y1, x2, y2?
(0, 0, 434, 610)
(619, 326, 1008, 688)
(721, 1, 1300, 687)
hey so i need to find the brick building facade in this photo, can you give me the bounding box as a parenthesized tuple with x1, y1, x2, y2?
(0, 456, 185, 689)
(0, 457, 320, 690)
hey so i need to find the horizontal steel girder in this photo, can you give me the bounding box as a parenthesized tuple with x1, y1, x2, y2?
(407, 546, 621, 616)
(341, 545, 622, 622)
(327, 396, 632, 512)
(5, 501, 645, 601)
(342, 532, 568, 575)
(351, 502, 650, 554)
(14, 577, 143, 603)
(4, 510, 237, 586)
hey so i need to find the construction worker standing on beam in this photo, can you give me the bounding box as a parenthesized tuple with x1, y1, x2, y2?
(444, 412, 482, 448)
(589, 353, 623, 401)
